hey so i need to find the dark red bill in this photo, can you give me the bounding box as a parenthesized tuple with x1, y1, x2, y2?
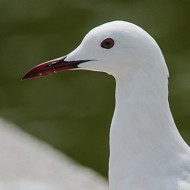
(22, 56, 90, 80)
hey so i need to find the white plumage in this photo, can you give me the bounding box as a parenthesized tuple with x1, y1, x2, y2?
(23, 21, 190, 190)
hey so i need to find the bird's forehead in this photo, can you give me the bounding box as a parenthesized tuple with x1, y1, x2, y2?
(83, 21, 144, 44)
(88, 23, 127, 37)
(83, 24, 127, 45)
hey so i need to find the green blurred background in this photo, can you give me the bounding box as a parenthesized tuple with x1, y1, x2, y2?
(0, 0, 190, 177)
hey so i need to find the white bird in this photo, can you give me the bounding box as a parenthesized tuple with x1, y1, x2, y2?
(23, 21, 190, 190)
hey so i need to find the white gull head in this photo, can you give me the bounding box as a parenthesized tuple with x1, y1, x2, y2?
(66, 21, 169, 78)
(23, 21, 190, 190)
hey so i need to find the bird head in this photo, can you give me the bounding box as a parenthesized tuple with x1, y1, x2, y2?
(22, 21, 165, 80)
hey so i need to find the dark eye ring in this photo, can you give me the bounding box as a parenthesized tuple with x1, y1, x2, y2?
(101, 38, 115, 49)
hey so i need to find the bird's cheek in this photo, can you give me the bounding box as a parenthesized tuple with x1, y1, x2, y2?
(78, 61, 100, 72)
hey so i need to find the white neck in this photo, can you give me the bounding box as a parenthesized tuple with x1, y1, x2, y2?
(109, 58, 189, 190)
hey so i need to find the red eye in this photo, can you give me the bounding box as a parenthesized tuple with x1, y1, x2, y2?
(101, 38, 115, 49)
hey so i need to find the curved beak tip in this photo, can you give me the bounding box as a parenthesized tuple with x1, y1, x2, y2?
(22, 57, 90, 80)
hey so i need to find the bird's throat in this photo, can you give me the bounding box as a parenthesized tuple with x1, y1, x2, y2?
(109, 66, 184, 190)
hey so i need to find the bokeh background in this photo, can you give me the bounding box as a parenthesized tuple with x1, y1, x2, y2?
(0, 0, 190, 177)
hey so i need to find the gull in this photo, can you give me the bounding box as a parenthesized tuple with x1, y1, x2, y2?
(22, 21, 190, 190)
